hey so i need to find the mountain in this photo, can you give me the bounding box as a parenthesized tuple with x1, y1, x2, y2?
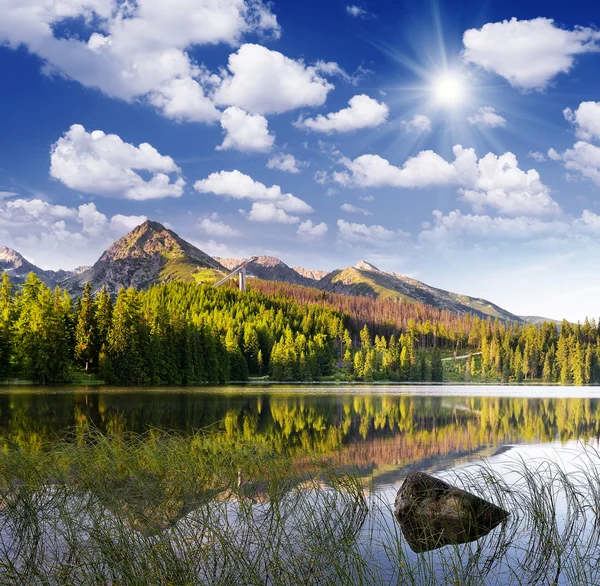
(1, 224, 532, 323)
(0, 246, 86, 287)
(317, 261, 523, 322)
(63, 220, 226, 295)
(292, 266, 329, 281)
(520, 315, 563, 325)
(214, 256, 318, 286)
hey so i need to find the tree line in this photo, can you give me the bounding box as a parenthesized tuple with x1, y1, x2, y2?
(2, 271, 599, 385)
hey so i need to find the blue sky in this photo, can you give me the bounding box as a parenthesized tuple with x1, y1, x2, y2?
(1, 0, 600, 321)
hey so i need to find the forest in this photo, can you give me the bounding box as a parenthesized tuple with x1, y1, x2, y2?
(1, 271, 599, 385)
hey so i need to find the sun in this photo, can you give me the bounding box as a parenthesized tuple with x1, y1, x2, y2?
(432, 73, 467, 108)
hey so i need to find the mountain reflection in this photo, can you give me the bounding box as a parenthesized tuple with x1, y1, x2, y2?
(1, 389, 599, 479)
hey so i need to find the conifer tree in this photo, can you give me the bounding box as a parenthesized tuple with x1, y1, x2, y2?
(75, 282, 97, 372)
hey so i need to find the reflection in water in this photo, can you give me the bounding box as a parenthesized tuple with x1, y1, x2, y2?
(2, 387, 600, 482)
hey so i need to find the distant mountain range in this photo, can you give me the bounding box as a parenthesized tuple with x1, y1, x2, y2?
(1, 220, 547, 323)
(0, 246, 89, 288)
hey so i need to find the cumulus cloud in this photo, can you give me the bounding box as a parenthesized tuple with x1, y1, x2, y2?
(297, 220, 328, 239)
(564, 102, 600, 141)
(0, 198, 145, 269)
(337, 219, 407, 247)
(194, 170, 313, 213)
(217, 107, 274, 153)
(400, 114, 432, 134)
(295, 94, 388, 133)
(551, 141, 600, 186)
(333, 150, 460, 189)
(419, 209, 600, 246)
(0, 0, 280, 122)
(463, 17, 600, 90)
(248, 202, 299, 224)
(198, 217, 241, 237)
(340, 203, 371, 215)
(334, 145, 560, 216)
(50, 124, 185, 200)
(267, 153, 306, 173)
(213, 44, 335, 114)
(467, 106, 506, 128)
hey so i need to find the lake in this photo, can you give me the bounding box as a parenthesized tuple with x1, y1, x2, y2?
(2, 385, 600, 585)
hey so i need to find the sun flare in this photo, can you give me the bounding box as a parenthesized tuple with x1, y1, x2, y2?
(432, 73, 467, 108)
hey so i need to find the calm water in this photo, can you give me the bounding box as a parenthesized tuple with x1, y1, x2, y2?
(2, 384, 600, 482)
(3, 385, 600, 584)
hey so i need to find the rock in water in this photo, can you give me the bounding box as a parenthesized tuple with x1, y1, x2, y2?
(394, 471, 508, 553)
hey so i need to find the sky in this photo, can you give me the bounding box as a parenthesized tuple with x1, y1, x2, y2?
(1, 0, 600, 321)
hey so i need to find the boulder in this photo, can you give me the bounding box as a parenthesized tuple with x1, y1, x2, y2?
(394, 471, 508, 553)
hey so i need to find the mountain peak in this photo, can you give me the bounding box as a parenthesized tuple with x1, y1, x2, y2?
(0, 246, 25, 264)
(355, 260, 380, 272)
(64, 219, 225, 295)
(137, 219, 168, 233)
(100, 220, 187, 263)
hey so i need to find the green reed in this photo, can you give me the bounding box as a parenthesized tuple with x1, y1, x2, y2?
(1, 430, 600, 585)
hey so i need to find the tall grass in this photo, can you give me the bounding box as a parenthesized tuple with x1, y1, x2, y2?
(1, 431, 600, 585)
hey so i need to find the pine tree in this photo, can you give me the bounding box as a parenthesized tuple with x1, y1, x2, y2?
(75, 282, 97, 372)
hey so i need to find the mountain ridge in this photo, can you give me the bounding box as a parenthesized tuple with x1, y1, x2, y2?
(0, 246, 86, 287)
(1, 221, 548, 323)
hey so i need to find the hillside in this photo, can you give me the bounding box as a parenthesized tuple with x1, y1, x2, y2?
(2, 221, 536, 323)
(317, 261, 523, 322)
(63, 220, 226, 295)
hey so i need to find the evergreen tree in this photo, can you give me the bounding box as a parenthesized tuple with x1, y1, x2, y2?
(75, 282, 97, 371)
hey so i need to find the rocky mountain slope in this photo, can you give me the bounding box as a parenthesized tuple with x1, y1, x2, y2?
(317, 261, 523, 322)
(62, 220, 226, 295)
(214, 256, 318, 287)
(0, 246, 86, 287)
(1, 222, 539, 323)
(292, 266, 328, 281)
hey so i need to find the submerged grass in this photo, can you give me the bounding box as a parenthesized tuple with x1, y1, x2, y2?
(1, 431, 600, 585)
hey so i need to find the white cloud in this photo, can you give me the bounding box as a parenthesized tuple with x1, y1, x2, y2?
(148, 76, 221, 123)
(335, 145, 559, 216)
(248, 202, 299, 224)
(50, 124, 185, 200)
(346, 5, 368, 18)
(194, 170, 313, 213)
(198, 217, 241, 237)
(334, 150, 460, 188)
(467, 106, 506, 128)
(529, 151, 547, 162)
(419, 209, 600, 246)
(0, 199, 145, 269)
(551, 141, 600, 186)
(0, 1, 280, 122)
(340, 203, 371, 215)
(400, 114, 432, 134)
(297, 220, 328, 239)
(295, 94, 388, 133)
(314, 170, 329, 185)
(463, 17, 600, 90)
(267, 153, 305, 173)
(213, 44, 335, 114)
(337, 219, 407, 247)
(217, 106, 274, 153)
(360, 194, 375, 202)
(563, 102, 600, 141)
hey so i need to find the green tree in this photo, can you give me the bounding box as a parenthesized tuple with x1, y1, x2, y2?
(75, 282, 97, 372)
